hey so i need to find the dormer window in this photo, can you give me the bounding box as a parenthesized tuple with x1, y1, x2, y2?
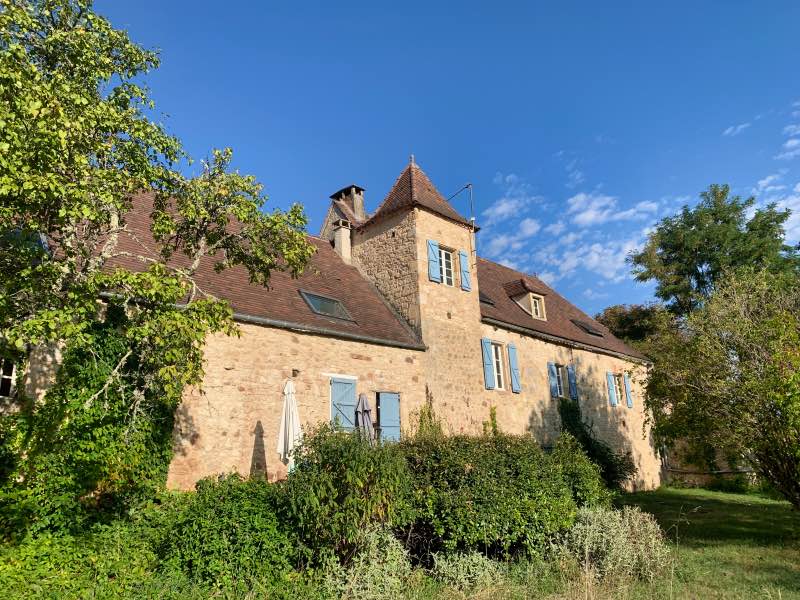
(531, 294, 546, 320)
(438, 247, 455, 286)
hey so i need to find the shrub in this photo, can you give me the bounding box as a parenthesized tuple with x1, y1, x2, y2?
(558, 399, 637, 489)
(325, 526, 412, 600)
(559, 505, 670, 582)
(159, 474, 294, 588)
(399, 433, 577, 560)
(550, 432, 612, 507)
(430, 551, 503, 592)
(279, 424, 413, 566)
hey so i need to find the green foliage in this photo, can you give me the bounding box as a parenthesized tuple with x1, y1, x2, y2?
(398, 433, 577, 560)
(0, 0, 314, 535)
(551, 432, 613, 507)
(645, 268, 800, 508)
(558, 399, 636, 490)
(630, 184, 799, 316)
(558, 506, 670, 582)
(429, 551, 503, 592)
(324, 526, 412, 600)
(159, 474, 294, 589)
(279, 424, 413, 566)
(594, 303, 667, 345)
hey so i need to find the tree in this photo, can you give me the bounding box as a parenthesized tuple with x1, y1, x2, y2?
(0, 0, 314, 528)
(594, 304, 666, 345)
(644, 268, 800, 508)
(630, 184, 799, 316)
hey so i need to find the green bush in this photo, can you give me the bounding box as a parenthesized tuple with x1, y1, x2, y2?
(551, 432, 612, 507)
(159, 474, 294, 588)
(399, 433, 577, 560)
(559, 505, 670, 582)
(558, 399, 637, 489)
(279, 424, 413, 566)
(430, 551, 503, 592)
(324, 526, 412, 600)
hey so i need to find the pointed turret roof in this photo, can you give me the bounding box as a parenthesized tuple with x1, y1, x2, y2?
(360, 159, 474, 229)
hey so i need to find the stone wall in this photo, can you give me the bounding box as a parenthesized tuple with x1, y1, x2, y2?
(352, 210, 421, 332)
(166, 322, 425, 490)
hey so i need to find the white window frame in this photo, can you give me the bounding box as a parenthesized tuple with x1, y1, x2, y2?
(491, 342, 505, 390)
(531, 294, 546, 320)
(554, 363, 568, 398)
(613, 373, 625, 406)
(0, 358, 16, 399)
(439, 247, 455, 287)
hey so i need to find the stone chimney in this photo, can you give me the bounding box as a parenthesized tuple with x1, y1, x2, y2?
(332, 219, 352, 264)
(329, 185, 366, 222)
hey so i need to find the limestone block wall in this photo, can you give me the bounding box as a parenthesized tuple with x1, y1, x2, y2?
(352, 210, 421, 332)
(166, 322, 425, 490)
(472, 321, 662, 490)
(411, 209, 488, 422)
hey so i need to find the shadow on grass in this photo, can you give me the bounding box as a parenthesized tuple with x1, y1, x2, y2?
(618, 487, 800, 548)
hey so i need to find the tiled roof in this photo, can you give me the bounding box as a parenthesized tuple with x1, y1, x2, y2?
(360, 162, 473, 228)
(477, 257, 646, 361)
(111, 193, 423, 349)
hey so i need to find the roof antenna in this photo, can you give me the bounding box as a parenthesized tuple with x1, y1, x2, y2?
(409, 153, 415, 166)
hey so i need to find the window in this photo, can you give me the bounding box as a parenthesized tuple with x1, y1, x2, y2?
(531, 295, 545, 319)
(300, 290, 353, 321)
(571, 318, 603, 337)
(613, 374, 625, 406)
(439, 247, 455, 286)
(554, 364, 567, 398)
(491, 342, 505, 390)
(0, 358, 15, 398)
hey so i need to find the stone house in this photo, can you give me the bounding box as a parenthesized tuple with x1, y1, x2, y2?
(9, 159, 664, 490)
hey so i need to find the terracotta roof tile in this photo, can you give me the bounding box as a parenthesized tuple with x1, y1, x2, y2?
(111, 193, 422, 349)
(477, 257, 646, 360)
(360, 162, 472, 228)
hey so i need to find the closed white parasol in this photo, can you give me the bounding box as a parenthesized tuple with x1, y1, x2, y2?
(276, 379, 302, 470)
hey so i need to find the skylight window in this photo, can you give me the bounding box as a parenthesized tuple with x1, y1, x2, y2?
(300, 290, 353, 321)
(571, 319, 604, 337)
(479, 291, 495, 306)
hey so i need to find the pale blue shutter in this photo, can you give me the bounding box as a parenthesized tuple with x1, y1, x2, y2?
(547, 362, 559, 398)
(481, 338, 495, 390)
(458, 250, 471, 291)
(331, 378, 357, 430)
(567, 365, 578, 400)
(606, 372, 617, 407)
(623, 373, 633, 408)
(427, 240, 441, 282)
(378, 392, 401, 441)
(507, 344, 521, 393)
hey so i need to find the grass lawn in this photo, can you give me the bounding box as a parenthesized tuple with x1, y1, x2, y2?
(618, 487, 800, 600)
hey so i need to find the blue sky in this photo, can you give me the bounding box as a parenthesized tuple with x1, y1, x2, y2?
(96, 1, 800, 315)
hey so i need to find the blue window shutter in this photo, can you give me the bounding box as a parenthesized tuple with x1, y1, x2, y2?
(547, 362, 559, 398)
(606, 372, 617, 407)
(623, 373, 633, 408)
(427, 240, 441, 282)
(458, 250, 472, 291)
(567, 365, 578, 401)
(331, 378, 357, 430)
(508, 344, 521, 393)
(481, 338, 495, 390)
(378, 392, 401, 441)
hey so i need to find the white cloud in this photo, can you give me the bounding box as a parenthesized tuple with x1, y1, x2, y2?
(481, 196, 529, 223)
(753, 171, 788, 195)
(544, 221, 566, 236)
(583, 288, 610, 300)
(783, 124, 800, 136)
(722, 122, 751, 137)
(538, 271, 557, 285)
(795, 182, 800, 193)
(482, 173, 543, 225)
(775, 138, 800, 160)
(566, 193, 657, 227)
(519, 218, 541, 236)
(565, 159, 585, 189)
(482, 218, 541, 258)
